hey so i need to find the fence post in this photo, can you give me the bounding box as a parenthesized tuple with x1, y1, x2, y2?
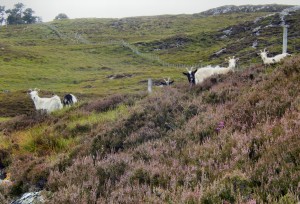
(283, 25, 288, 53)
(148, 78, 152, 93)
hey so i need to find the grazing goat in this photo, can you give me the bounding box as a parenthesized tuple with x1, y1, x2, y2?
(63, 94, 78, 106)
(183, 56, 238, 85)
(28, 88, 63, 113)
(259, 48, 291, 65)
(159, 77, 174, 87)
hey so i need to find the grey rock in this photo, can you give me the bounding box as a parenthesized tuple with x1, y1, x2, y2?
(11, 192, 45, 204)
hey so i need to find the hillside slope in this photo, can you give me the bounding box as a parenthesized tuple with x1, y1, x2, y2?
(1, 5, 299, 99)
(0, 4, 300, 203)
(1, 6, 300, 118)
(1, 54, 300, 203)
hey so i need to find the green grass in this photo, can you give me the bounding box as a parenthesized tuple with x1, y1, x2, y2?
(0, 117, 11, 122)
(0, 11, 280, 97)
(18, 125, 74, 155)
(67, 104, 129, 130)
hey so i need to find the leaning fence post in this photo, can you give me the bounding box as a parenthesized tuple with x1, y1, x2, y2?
(148, 78, 152, 93)
(283, 25, 288, 53)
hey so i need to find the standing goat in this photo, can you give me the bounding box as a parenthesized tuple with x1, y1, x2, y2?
(183, 68, 198, 86)
(28, 88, 63, 113)
(63, 94, 78, 106)
(183, 56, 239, 85)
(259, 48, 291, 65)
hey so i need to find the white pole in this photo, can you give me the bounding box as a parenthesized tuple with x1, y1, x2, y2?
(283, 26, 288, 54)
(148, 78, 152, 93)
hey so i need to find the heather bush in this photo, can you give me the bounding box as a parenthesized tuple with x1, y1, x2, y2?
(95, 161, 128, 197)
(0, 112, 50, 134)
(0, 191, 11, 203)
(201, 172, 252, 204)
(0, 184, 12, 203)
(183, 104, 199, 120)
(132, 149, 151, 163)
(81, 93, 144, 113)
(124, 123, 161, 148)
(9, 155, 50, 196)
(90, 88, 190, 159)
(202, 90, 230, 104)
(190, 75, 223, 95)
(228, 79, 293, 131)
(276, 192, 299, 204)
(82, 94, 125, 113)
(248, 138, 264, 161)
(281, 55, 300, 76)
(130, 168, 151, 186)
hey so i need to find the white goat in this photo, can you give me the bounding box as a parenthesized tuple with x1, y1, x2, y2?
(28, 88, 63, 113)
(259, 48, 291, 65)
(194, 56, 238, 84)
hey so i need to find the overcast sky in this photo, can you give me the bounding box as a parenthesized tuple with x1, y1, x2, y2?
(1, 0, 299, 22)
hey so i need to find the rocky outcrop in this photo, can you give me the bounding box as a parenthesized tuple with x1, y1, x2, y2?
(11, 192, 45, 204)
(201, 4, 293, 16)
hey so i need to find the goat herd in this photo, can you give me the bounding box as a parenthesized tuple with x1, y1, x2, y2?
(27, 48, 291, 114)
(182, 48, 291, 86)
(28, 88, 77, 114)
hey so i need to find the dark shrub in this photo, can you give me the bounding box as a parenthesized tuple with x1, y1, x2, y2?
(91, 133, 124, 158)
(248, 138, 264, 161)
(0, 149, 10, 169)
(189, 126, 216, 144)
(150, 173, 170, 189)
(202, 90, 230, 104)
(184, 104, 198, 120)
(71, 123, 91, 135)
(133, 150, 151, 163)
(130, 168, 151, 186)
(96, 161, 128, 197)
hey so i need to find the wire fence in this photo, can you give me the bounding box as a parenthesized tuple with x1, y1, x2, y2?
(42, 12, 300, 72)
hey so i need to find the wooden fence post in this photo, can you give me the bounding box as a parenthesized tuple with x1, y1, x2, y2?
(148, 78, 152, 93)
(283, 25, 288, 53)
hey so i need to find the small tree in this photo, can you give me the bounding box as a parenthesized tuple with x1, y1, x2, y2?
(22, 8, 37, 24)
(5, 3, 24, 25)
(0, 6, 5, 25)
(5, 3, 39, 25)
(55, 13, 69, 20)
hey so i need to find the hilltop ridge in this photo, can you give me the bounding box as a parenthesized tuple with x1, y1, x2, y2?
(200, 4, 293, 16)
